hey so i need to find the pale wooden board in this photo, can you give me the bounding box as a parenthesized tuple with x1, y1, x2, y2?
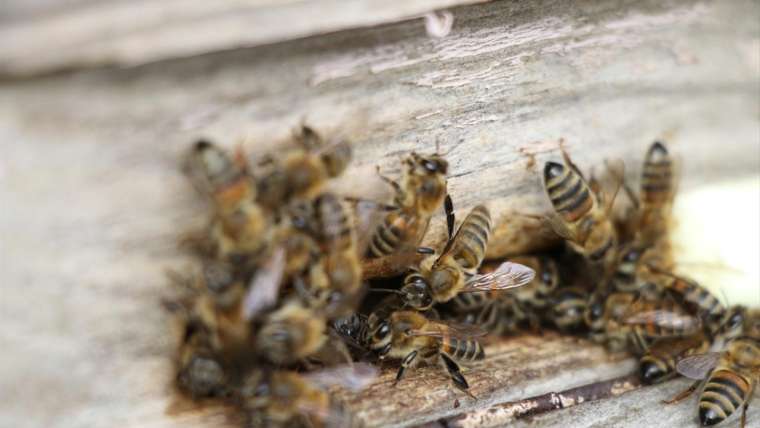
(0, 0, 759, 427)
(0, 0, 487, 78)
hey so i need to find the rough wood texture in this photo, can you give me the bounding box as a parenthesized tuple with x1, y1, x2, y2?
(1, 0, 758, 427)
(0, 0, 486, 78)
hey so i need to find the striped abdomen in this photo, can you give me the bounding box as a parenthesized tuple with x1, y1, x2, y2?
(550, 287, 589, 332)
(640, 141, 673, 206)
(543, 161, 595, 223)
(699, 369, 752, 426)
(367, 210, 426, 258)
(440, 333, 485, 361)
(611, 247, 643, 293)
(450, 205, 491, 270)
(668, 277, 725, 321)
(638, 334, 707, 384)
(315, 193, 353, 251)
(451, 291, 490, 313)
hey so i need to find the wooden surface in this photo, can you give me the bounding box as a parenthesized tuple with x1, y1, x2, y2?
(0, 0, 487, 78)
(1, 0, 759, 427)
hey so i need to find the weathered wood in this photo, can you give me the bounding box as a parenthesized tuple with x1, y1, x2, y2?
(0, 0, 758, 427)
(0, 0, 486, 78)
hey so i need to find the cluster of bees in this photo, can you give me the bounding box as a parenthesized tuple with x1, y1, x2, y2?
(164, 124, 759, 428)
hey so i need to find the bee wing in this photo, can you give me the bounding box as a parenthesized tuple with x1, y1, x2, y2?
(624, 310, 701, 332)
(407, 321, 488, 339)
(302, 363, 379, 392)
(461, 261, 536, 293)
(675, 353, 720, 380)
(242, 247, 286, 320)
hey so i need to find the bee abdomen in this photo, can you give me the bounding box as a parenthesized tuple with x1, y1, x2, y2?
(641, 142, 673, 204)
(451, 292, 489, 312)
(368, 212, 405, 257)
(453, 205, 491, 269)
(638, 353, 674, 384)
(315, 194, 353, 250)
(544, 162, 594, 222)
(443, 337, 485, 361)
(699, 370, 750, 425)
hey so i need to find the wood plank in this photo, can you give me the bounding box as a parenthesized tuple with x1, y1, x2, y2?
(0, 0, 487, 78)
(0, 0, 758, 427)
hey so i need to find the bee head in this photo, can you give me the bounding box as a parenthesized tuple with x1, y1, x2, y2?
(400, 278, 433, 310)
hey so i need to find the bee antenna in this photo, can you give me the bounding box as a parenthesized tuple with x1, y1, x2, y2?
(368, 288, 403, 295)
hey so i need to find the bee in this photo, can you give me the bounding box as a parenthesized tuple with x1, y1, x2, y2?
(663, 274, 727, 330)
(186, 140, 271, 265)
(300, 193, 364, 316)
(542, 145, 618, 265)
(550, 286, 590, 333)
(394, 203, 535, 311)
(638, 332, 710, 385)
(331, 313, 371, 356)
(666, 310, 760, 427)
(624, 141, 675, 246)
(175, 316, 228, 399)
(367, 310, 486, 396)
(255, 125, 352, 212)
(241, 364, 378, 428)
(362, 150, 450, 278)
(254, 300, 327, 365)
(163, 295, 228, 399)
(639, 306, 748, 385)
(454, 257, 560, 334)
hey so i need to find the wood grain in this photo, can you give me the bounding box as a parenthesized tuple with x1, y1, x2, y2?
(0, 0, 758, 427)
(0, 0, 488, 78)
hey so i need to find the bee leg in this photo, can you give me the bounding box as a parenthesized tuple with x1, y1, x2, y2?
(444, 194, 455, 241)
(375, 165, 404, 197)
(392, 350, 418, 387)
(661, 380, 700, 404)
(740, 401, 748, 428)
(440, 353, 476, 399)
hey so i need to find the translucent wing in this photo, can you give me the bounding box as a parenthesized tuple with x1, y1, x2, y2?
(407, 320, 488, 339)
(675, 353, 720, 380)
(624, 310, 701, 333)
(461, 261, 536, 292)
(242, 247, 285, 320)
(303, 363, 379, 392)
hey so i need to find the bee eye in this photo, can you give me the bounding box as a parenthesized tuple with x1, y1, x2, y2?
(541, 270, 553, 284)
(591, 304, 603, 318)
(376, 323, 390, 339)
(422, 160, 437, 172)
(730, 313, 743, 327)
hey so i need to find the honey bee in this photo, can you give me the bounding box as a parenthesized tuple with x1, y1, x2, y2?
(367, 310, 485, 396)
(299, 193, 364, 316)
(666, 310, 760, 427)
(394, 203, 535, 311)
(255, 125, 352, 212)
(175, 316, 229, 399)
(541, 146, 619, 265)
(454, 256, 560, 334)
(663, 274, 727, 330)
(550, 286, 590, 333)
(254, 300, 327, 365)
(362, 150, 450, 278)
(163, 294, 228, 399)
(623, 141, 676, 246)
(186, 140, 271, 265)
(639, 306, 747, 385)
(331, 313, 371, 357)
(638, 332, 710, 385)
(241, 364, 378, 428)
